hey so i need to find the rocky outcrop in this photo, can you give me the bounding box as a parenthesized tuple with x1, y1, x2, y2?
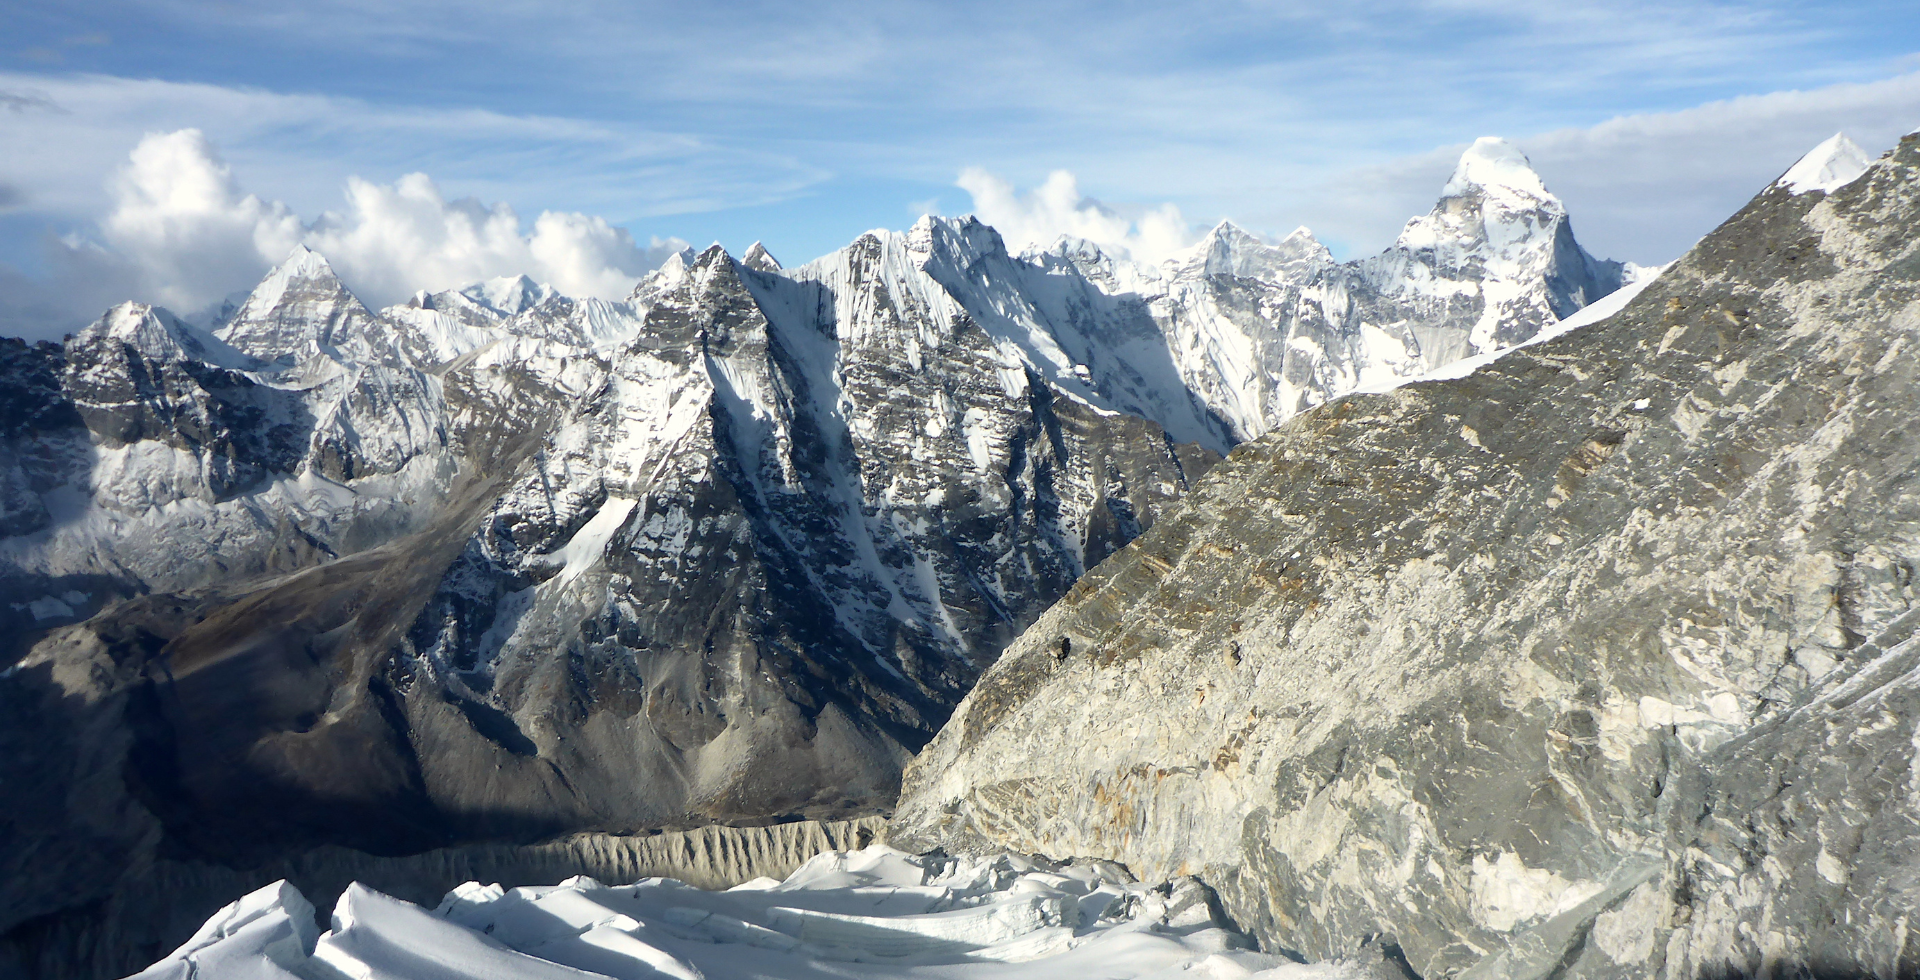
(893, 135, 1920, 980)
(0, 816, 883, 980)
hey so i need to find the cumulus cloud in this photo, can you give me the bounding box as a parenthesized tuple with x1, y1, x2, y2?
(2, 129, 687, 338)
(300, 170, 681, 307)
(100, 129, 304, 311)
(956, 167, 1195, 265)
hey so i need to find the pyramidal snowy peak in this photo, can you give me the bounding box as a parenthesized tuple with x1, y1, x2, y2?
(1776, 131, 1872, 195)
(215, 244, 382, 365)
(76, 300, 248, 369)
(742, 240, 782, 272)
(1370, 136, 1624, 347)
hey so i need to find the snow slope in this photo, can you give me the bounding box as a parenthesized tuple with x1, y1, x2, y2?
(1355, 261, 1668, 393)
(1776, 132, 1872, 195)
(131, 846, 1361, 980)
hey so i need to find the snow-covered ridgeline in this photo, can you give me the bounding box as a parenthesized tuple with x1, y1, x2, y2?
(3, 135, 1640, 629)
(1024, 137, 1636, 443)
(1776, 133, 1872, 195)
(132, 846, 1356, 980)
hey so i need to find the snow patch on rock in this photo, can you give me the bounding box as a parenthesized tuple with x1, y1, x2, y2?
(1776, 133, 1872, 195)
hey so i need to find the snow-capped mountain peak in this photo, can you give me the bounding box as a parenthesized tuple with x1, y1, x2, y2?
(907, 214, 1011, 270)
(629, 246, 699, 303)
(1392, 137, 1572, 262)
(215, 245, 381, 366)
(1441, 136, 1555, 202)
(73, 301, 252, 369)
(1172, 220, 1335, 284)
(1776, 132, 1872, 195)
(1278, 224, 1320, 247)
(742, 241, 783, 273)
(240, 245, 343, 318)
(1342, 137, 1624, 374)
(277, 243, 333, 278)
(458, 274, 557, 317)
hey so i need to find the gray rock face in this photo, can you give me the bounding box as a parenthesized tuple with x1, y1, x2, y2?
(893, 136, 1920, 979)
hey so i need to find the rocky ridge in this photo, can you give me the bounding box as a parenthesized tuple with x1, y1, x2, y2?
(892, 134, 1920, 980)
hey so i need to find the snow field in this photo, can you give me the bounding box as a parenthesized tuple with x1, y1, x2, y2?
(129, 846, 1364, 980)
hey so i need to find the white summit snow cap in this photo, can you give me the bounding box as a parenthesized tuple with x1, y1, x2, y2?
(461, 274, 556, 315)
(1776, 133, 1871, 195)
(1275, 225, 1333, 258)
(235, 245, 341, 320)
(275, 243, 334, 279)
(1443, 137, 1553, 200)
(742, 241, 782, 272)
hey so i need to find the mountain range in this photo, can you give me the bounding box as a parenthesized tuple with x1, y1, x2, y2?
(2, 137, 1653, 978)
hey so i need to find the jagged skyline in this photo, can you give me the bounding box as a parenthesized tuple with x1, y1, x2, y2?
(2, 1, 1917, 340)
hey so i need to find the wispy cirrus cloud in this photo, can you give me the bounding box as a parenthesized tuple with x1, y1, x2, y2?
(0, 71, 826, 224)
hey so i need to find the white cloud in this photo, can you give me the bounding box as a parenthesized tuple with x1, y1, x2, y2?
(956, 167, 1195, 265)
(299, 169, 682, 307)
(2, 128, 688, 338)
(99, 129, 303, 311)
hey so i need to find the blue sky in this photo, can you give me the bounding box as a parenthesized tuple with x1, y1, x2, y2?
(3, 0, 1919, 337)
